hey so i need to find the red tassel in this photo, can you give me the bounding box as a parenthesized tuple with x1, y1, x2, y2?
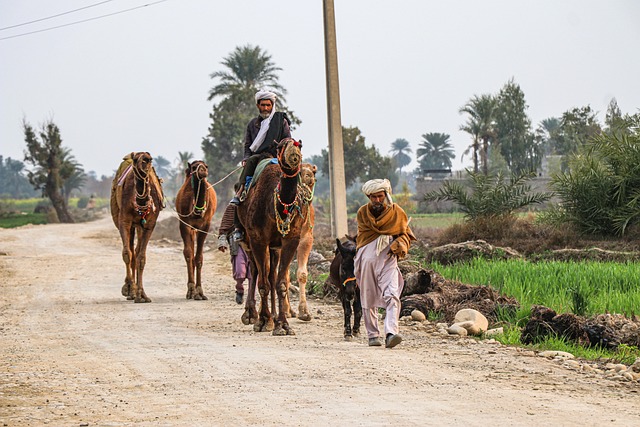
(283, 209, 289, 215)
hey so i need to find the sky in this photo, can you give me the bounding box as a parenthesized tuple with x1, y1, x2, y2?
(1, 0, 639, 178)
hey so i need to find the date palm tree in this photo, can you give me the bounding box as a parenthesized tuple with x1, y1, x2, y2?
(416, 132, 455, 176)
(389, 138, 412, 172)
(460, 94, 496, 175)
(207, 44, 287, 104)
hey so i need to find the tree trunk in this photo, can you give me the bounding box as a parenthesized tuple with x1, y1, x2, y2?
(47, 186, 74, 223)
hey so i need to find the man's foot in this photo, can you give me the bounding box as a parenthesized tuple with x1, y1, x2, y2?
(232, 229, 244, 242)
(368, 337, 383, 347)
(217, 234, 228, 252)
(385, 333, 403, 349)
(235, 291, 243, 305)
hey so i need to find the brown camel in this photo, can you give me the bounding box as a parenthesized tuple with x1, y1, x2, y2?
(175, 160, 217, 300)
(287, 163, 317, 321)
(110, 152, 164, 303)
(237, 137, 312, 335)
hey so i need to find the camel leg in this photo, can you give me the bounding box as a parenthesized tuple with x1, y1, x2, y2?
(119, 222, 135, 300)
(180, 225, 196, 299)
(193, 227, 208, 300)
(134, 227, 152, 303)
(269, 249, 280, 320)
(251, 243, 274, 332)
(295, 232, 313, 321)
(273, 239, 299, 336)
(241, 256, 259, 325)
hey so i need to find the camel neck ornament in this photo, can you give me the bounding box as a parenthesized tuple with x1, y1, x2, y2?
(132, 162, 154, 226)
(273, 139, 313, 237)
(189, 162, 209, 217)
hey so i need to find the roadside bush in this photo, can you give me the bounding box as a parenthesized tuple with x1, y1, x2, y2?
(545, 129, 640, 236)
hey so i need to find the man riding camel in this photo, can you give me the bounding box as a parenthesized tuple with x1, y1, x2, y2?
(217, 89, 291, 249)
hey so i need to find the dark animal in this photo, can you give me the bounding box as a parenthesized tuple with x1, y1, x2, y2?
(175, 160, 217, 300)
(237, 137, 312, 335)
(110, 152, 164, 303)
(329, 236, 362, 340)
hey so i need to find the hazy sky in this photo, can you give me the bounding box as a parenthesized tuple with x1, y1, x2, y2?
(1, 0, 639, 178)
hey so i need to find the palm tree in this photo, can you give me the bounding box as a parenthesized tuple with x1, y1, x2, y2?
(60, 147, 86, 205)
(207, 44, 287, 104)
(389, 138, 412, 172)
(416, 133, 455, 176)
(153, 156, 172, 179)
(459, 94, 497, 175)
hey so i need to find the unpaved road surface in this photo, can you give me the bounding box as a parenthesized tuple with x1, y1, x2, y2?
(1, 215, 639, 426)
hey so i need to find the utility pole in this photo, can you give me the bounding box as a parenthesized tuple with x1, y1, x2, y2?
(323, 0, 348, 238)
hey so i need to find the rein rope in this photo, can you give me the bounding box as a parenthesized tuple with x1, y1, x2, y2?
(172, 163, 243, 236)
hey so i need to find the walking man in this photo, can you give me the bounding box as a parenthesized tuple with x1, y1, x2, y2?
(355, 179, 416, 348)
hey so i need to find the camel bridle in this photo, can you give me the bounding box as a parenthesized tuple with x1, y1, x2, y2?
(273, 139, 315, 237)
(132, 156, 155, 225)
(187, 162, 209, 217)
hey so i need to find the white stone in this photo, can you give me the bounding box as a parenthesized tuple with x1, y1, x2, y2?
(453, 309, 489, 335)
(484, 327, 503, 337)
(538, 350, 575, 359)
(447, 324, 468, 336)
(411, 309, 426, 322)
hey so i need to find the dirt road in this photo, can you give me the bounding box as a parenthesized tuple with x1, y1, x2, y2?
(1, 214, 639, 426)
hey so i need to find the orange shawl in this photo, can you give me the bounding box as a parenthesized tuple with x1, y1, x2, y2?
(356, 203, 416, 259)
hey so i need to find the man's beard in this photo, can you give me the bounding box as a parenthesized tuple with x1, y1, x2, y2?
(371, 202, 386, 216)
(259, 111, 271, 119)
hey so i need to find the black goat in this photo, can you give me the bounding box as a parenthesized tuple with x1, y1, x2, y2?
(329, 237, 362, 340)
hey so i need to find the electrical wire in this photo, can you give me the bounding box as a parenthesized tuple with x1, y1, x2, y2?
(0, 0, 168, 41)
(0, 0, 117, 31)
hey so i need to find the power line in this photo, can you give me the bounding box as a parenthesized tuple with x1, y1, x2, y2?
(0, 0, 168, 41)
(0, 0, 117, 31)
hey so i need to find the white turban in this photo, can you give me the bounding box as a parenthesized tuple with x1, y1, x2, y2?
(362, 179, 393, 205)
(255, 89, 277, 103)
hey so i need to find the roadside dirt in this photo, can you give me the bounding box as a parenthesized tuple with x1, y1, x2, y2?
(1, 214, 639, 426)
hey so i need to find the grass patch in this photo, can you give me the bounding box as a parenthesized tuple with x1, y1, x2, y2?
(0, 213, 48, 228)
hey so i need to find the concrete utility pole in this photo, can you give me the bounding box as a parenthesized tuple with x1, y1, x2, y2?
(322, 0, 348, 238)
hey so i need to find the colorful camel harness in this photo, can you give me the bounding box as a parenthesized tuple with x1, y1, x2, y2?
(269, 140, 315, 237)
(118, 162, 157, 226)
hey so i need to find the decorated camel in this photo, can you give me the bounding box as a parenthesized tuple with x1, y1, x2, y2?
(110, 152, 164, 302)
(237, 137, 314, 335)
(175, 160, 217, 300)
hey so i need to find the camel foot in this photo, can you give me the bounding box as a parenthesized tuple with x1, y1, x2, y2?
(126, 296, 134, 300)
(297, 305, 312, 322)
(297, 312, 312, 322)
(121, 283, 130, 297)
(134, 297, 152, 303)
(273, 325, 295, 336)
(253, 317, 274, 332)
(241, 308, 258, 325)
(194, 294, 207, 301)
(287, 308, 297, 319)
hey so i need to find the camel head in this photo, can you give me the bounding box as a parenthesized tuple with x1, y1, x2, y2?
(186, 160, 209, 180)
(133, 152, 153, 176)
(277, 138, 302, 173)
(299, 163, 317, 190)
